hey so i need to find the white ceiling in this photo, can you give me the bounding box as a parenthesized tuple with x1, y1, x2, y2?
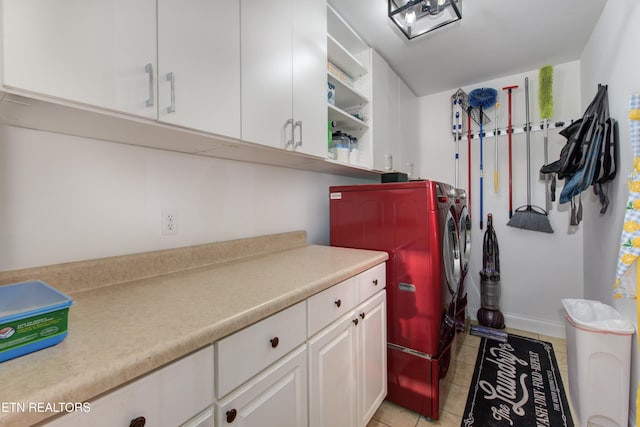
(328, 0, 607, 97)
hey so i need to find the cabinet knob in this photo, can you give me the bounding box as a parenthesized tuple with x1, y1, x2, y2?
(334, 299, 342, 308)
(353, 318, 359, 326)
(129, 417, 146, 427)
(373, 279, 378, 286)
(360, 312, 366, 319)
(226, 409, 237, 423)
(270, 337, 279, 348)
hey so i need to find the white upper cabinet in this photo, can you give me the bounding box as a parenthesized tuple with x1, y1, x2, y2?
(398, 79, 420, 178)
(240, 0, 293, 149)
(292, 0, 328, 158)
(2, 0, 157, 119)
(371, 49, 418, 175)
(240, 0, 326, 156)
(0, 0, 383, 178)
(157, 0, 241, 138)
(371, 50, 395, 171)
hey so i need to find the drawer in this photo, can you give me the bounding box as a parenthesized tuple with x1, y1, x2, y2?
(307, 277, 356, 336)
(215, 301, 306, 399)
(44, 345, 214, 427)
(357, 263, 386, 304)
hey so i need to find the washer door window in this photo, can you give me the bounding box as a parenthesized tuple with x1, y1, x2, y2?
(443, 209, 461, 296)
(459, 206, 471, 275)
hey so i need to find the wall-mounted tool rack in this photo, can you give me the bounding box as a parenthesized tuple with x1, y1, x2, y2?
(465, 120, 575, 140)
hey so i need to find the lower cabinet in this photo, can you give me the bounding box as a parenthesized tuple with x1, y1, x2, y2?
(215, 346, 307, 427)
(308, 289, 386, 427)
(43, 345, 214, 427)
(41, 263, 386, 427)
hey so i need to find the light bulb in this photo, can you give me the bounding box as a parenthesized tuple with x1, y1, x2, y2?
(405, 10, 416, 27)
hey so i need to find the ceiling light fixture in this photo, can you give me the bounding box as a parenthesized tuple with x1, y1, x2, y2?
(389, 0, 461, 40)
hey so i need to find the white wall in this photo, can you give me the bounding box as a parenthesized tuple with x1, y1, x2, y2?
(417, 61, 585, 337)
(580, 0, 640, 423)
(0, 124, 372, 271)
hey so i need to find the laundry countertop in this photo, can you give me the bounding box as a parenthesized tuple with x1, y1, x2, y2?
(0, 232, 387, 426)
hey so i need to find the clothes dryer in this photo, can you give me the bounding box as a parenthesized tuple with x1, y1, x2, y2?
(453, 188, 471, 332)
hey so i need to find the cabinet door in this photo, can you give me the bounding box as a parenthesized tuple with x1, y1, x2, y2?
(371, 51, 391, 171)
(157, 0, 240, 138)
(291, 0, 327, 158)
(240, 0, 293, 149)
(357, 291, 387, 427)
(387, 68, 400, 168)
(2, 0, 157, 118)
(308, 312, 358, 427)
(398, 79, 419, 177)
(216, 346, 307, 427)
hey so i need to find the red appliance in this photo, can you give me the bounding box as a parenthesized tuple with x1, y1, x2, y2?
(454, 188, 471, 331)
(329, 181, 462, 420)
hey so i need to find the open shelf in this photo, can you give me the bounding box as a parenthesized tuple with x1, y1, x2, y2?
(327, 4, 368, 55)
(328, 72, 368, 108)
(327, 34, 368, 79)
(329, 104, 368, 136)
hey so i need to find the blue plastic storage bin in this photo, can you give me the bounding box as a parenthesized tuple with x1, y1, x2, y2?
(0, 280, 72, 362)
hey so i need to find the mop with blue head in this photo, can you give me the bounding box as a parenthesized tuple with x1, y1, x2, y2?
(469, 87, 498, 229)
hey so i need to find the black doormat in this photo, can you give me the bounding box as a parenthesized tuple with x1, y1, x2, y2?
(461, 334, 574, 426)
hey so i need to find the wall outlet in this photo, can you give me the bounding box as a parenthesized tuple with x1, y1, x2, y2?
(161, 208, 178, 235)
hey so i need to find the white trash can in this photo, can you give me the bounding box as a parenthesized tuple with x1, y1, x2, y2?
(562, 298, 635, 427)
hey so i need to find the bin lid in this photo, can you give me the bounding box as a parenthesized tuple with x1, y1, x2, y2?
(0, 280, 72, 323)
(561, 298, 635, 334)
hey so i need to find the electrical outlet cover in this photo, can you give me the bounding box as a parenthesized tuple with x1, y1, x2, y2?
(161, 208, 178, 235)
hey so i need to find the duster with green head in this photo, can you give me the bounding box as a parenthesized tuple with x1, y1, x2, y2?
(539, 65, 554, 119)
(538, 64, 554, 212)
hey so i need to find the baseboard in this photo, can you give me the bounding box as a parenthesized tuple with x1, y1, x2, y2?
(468, 304, 566, 338)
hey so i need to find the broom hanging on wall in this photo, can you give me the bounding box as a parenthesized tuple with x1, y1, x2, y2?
(507, 77, 554, 233)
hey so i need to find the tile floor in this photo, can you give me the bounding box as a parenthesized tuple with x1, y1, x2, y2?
(367, 327, 574, 427)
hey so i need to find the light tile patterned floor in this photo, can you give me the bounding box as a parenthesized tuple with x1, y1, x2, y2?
(367, 327, 574, 427)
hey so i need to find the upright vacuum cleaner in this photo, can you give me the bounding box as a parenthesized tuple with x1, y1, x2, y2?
(472, 213, 507, 341)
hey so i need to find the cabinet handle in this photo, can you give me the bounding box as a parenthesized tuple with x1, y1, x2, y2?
(360, 312, 366, 319)
(373, 279, 378, 286)
(353, 318, 359, 326)
(285, 118, 294, 149)
(385, 154, 393, 171)
(144, 63, 154, 107)
(294, 120, 302, 148)
(334, 299, 342, 308)
(270, 337, 279, 348)
(129, 416, 146, 427)
(166, 72, 175, 113)
(226, 409, 237, 423)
